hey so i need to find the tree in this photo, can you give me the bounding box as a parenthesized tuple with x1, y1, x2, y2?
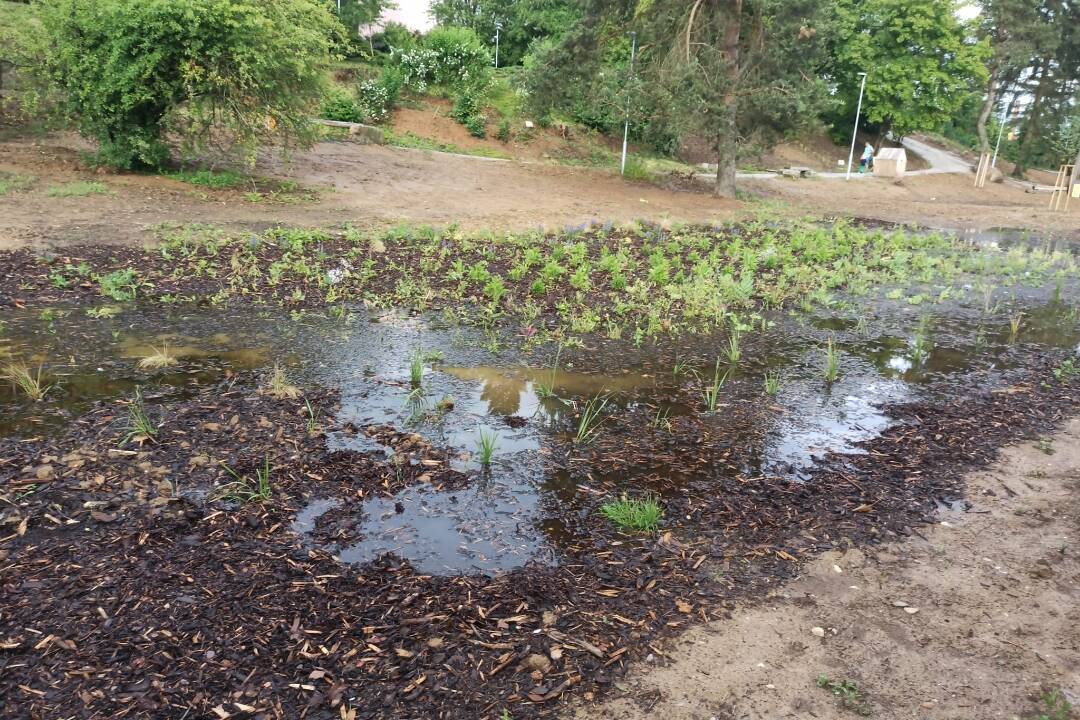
(338, 0, 391, 37)
(38, 0, 340, 169)
(832, 0, 990, 140)
(429, 0, 580, 66)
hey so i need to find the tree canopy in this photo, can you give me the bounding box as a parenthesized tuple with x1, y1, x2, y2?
(37, 0, 339, 169)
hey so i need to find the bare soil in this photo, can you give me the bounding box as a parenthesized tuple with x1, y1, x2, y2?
(0, 131, 1076, 252)
(577, 418, 1080, 720)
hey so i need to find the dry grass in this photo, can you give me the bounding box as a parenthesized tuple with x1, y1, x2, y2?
(263, 363, 300, 399)
(137, 344, 178, 370)
(2, 362, 50, 401)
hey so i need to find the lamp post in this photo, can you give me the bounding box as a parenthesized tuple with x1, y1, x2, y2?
(846, 72, 868, 180)
(494, 22, 501, 68)
(620, 31, 637, 176)
(991, 105, 1007, 168)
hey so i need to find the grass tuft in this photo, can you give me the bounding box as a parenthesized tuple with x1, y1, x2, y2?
(574, 394, 610, 444)
(121, 387, 157, 445)
(215, 457, 272, 504)
(2, 362, 50, 401)
(823, 337, 841, 383)
(476, 427, 498, 466)
(137, 343, 178, 370)
(699, 357, 729, 413)
(264, 363, 301, 399)
(600, 494, 662, 533)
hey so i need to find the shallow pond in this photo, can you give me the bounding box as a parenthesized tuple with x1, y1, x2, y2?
(2, 276, 1078, 574)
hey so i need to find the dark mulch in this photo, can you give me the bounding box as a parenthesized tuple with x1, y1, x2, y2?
(0, 362, 1077, 719)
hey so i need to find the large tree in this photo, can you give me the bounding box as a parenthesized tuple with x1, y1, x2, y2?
(37, 0, 339, 168)
(832, 0, 990, 140)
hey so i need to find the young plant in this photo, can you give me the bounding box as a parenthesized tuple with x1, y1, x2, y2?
(476, 427, 498, 466)
(600, 494, 662, 533)
(699, 358, 729, 413)
(137, 343, 178, 370)
(1053, 358, 1078, 382)
(910, 329, 931, 366)
(2, 362, 50, 401)
(763, 369, 781, 396)
(823, 338, 840, 383)
(216, 457, 272, 504)
(724, 324, 742, 365)
(574, 394, 610, 444)
(651, 406, 672, 430)
(1008, 312, 1023, 342)
(304, 398, 319, 434)
(121, 387, 157, 446)
(535, 344, 562, 399)
(816, 675, 870, 716)
(403, 386, 429, 425)
(409, 350, 424, 387)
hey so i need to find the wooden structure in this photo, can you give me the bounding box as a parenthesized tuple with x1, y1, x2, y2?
(1049, 164, 1076, 212)
(873, 148, 907, 178)
(974, 152, 993, 188)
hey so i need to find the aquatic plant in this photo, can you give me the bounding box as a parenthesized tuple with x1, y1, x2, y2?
(823, 338, 840, 383)
(121, 387, 157, 445)
(600, 495, 662, 533)
(724, 324, 742, 365)
(304, 398, 319, 434)
(574, 394, 610, 444)
(1008, 312, 1023, 342)
(699, 358, 728, 413)
(763, 369, 781, 396)
(137, 343, 178, 370)
(2, 362, 50, 401)
(910, 329, 932, 366)
(216, 457, 272, 504)
(409, 350, 424, 387)
(535, 344, 562, 399)
(476, 428, 498, 466)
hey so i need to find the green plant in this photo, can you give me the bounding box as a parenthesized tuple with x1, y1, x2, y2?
(86, 305, 122, 319)
(621, 157, 652, 183)
(0, 172, 33, 196)
(1037, 688, 1073, 720)
(409, 350, 424, 387)
(496, 118, 511, 142)
(763, 369, 781, 395)
(651, 406, 672, 430)
(2, 362, 50, 401)
(724, 325, 742, 364)
(535, 345, 562, 399)
(476, 427, 498, 466)
(304, 398, 319, 433)
(320, 86, 364, 123)
(39, 0, 338, 168)
(823, 337, 840, 383)
(816, 675, 870, 716)
(699, 358, 729, 413)
(1008, 312, 1023, 342)
(1053, 358, 1078, 382)
(216, 457, 272, 504)
(600, 495, 662, 533)
(137, 343, 178, 370)
(121, 387, 157, 445)
(910, 329, 931, 366)
(166, 169, 249, 189)
(97, 268, 140, 301)
(574, 394, 610, 444)
(46, 181, 108, 197)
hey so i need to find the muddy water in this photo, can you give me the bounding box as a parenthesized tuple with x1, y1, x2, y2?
(3, 279, 1078, 574)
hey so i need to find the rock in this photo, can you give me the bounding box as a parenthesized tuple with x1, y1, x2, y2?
(519, 653, 552, 675)
(904, 607, 920, 614)
(892, 600, 909, 607)
(811, 627, 826, 638)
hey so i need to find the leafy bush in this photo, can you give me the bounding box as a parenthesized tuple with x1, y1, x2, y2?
(496, 118, 511, 142)
(320, 87, 364, 123)
(356, 68, 403, 124)
(395, 25, 491, 92)
(38, 0, 339, 169)
(451, 85, 487, 138)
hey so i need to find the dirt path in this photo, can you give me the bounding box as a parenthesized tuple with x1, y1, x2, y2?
(576, 419, 1080, 720)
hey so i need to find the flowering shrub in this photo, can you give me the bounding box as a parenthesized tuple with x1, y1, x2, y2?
(394, 26, 491, 92)
(357, 80, 392, 123)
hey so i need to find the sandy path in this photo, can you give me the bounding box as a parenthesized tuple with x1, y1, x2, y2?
(576, 419, 1080, 720)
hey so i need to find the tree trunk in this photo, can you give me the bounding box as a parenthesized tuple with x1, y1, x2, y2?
(714, 0, 742, 199)
(976, 66, 999, 154)
(1012, 59, 1051, 179)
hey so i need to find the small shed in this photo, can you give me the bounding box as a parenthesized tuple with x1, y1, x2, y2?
(873, 148, 907, 178)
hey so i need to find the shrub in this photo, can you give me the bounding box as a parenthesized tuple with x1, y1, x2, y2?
(356, 68, 402, 124)
(38, 0, 339, 169)
(394, 25, 491, 92)
(320, 87, 364, 123)
(451, 85, 487, 138)
(496, 118, 511, 142)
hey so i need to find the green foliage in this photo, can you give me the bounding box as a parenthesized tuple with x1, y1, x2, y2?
(431, 0, 581, 67)
(452, 85, 488, 137)
(395, 26, 492, 92)
(476, 427, 498, 466)
(622, 157, 653, 183)
(1037, 688, 1073, 720)
(38, 0, 339, 168)
(216, 457, 273, 504)
(166, 169, 248, 189)
(97, 269, 140, 301)
(575, 394, 610, 444)
(0, 172, 34, 196)
(121, 387, 158, 445)
(832, 0, 990, 137)
(600, 495, 662, 533)
(320, 86, 365, 123)
(816, 675, 870, 716)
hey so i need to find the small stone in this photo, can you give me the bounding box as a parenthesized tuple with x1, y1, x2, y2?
(811, 627, 826, 638)
(904, 607, 920, 614)
(892, 600, 909, 607)
(833, 564, 843, 573)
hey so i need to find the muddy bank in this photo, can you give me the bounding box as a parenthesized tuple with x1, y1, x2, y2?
(578, 417, 1080, 720)
(1, 349, 1078, 718)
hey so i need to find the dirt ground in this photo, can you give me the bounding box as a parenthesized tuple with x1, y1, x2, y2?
(0, 132, 1076, 251)
(577, 418, 1080, 720)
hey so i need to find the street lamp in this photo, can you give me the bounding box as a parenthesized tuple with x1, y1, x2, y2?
(620, 31, 638, 176)
(846, 72, 868, 180)
(494, 22, 502, 68)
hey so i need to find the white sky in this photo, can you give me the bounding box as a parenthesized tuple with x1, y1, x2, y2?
(384, 0, 435, 32)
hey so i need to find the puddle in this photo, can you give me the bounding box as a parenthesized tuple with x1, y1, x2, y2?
(4, 269, 1079, 575)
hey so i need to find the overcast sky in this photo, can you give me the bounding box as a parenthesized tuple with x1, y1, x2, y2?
(384, 0, 435, 32)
